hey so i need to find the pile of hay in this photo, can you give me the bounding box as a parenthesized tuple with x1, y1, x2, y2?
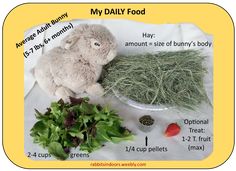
(100, 50, 210, 109)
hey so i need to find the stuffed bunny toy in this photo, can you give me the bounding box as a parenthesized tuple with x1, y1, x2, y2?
(34, 24, 117, 100)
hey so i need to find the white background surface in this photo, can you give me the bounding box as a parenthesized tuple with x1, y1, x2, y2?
(0, 0, 235, 170)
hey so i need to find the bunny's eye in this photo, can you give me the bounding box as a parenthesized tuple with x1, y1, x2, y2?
(94, 42, 100, 46)
(91, 39, 101, 49)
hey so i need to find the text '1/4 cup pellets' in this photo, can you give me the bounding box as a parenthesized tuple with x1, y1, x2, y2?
(138, 115, 155, 132)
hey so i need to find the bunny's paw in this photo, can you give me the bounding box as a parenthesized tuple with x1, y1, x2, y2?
(86, 83, 104, 97)
(55, 86, 75, 102)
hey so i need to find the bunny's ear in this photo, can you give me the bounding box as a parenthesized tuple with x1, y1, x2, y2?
(60, 24, 90, 49)
(79, 24, 89, 30)
(61, 34, 78, 50)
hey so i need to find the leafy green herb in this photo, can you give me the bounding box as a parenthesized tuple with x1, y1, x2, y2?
(100, 50, 211, 109)
(30, 97, 133, 160)
(48, 142, 69, 160)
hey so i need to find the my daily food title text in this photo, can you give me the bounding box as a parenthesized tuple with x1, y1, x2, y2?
(90, 8, 146, 16)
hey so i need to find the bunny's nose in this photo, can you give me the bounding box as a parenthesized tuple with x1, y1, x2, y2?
(106, 49, 117, 63)
(112, 41, 118, 49)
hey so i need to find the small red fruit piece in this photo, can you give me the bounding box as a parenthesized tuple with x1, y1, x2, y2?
(165, 123, 181, 137)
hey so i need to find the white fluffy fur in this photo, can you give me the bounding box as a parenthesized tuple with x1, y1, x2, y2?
(34, 24, 117, 100)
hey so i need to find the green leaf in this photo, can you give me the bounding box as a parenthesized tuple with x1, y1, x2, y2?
(94, 113, 108, 121)
(31, 121, 47, 133)
(63, 139, 75, 148)
(106, 127, 122, 137)
(48, 125, 62, 142)
(68, 129, 84, 139)
(96, 129, 111, 141)
(102, 106, 110, 114)
(48, 142, 68, 160)
(111, 135, 134, 143)
(80, 102, 93, 114)
(92, 105, 100, 114)
(35, 109, 45, 119)
(50, 102, 62, 119)
(79, 115, 91, 125)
